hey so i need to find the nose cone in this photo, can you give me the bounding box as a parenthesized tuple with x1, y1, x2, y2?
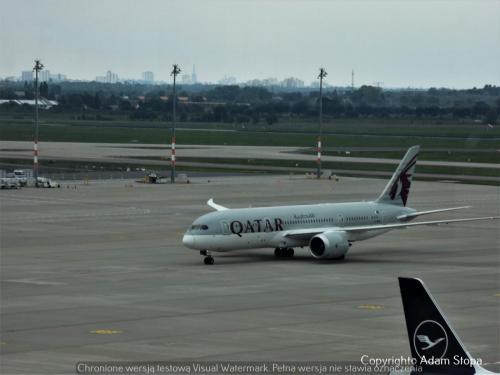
(182, 234, 196, 249)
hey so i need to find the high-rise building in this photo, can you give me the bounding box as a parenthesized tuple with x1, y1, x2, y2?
(50, 73, 67, 82)
(39, 70, 51, 82)
(106, 70, 118, 83)
(96, 70, 119, 83)
(141, 71, 154, 83)
(21, 71, 33, 82)
(191, 65, 197, 84)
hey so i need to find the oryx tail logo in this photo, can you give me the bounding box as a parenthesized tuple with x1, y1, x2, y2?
(413, 320, 448, 360)
(389, 154, 417, 206)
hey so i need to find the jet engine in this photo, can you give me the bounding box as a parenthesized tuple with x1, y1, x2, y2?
(309, 231, 349, 259)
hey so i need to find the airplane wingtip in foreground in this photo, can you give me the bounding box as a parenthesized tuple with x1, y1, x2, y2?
(391, 277, 498, 374)
(182, 146, 498, 264)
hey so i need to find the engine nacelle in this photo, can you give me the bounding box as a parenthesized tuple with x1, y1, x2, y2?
(309, 231, 349, 259)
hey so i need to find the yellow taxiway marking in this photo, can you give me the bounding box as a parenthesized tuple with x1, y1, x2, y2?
(358, 304, 384, 310)
(0, 341, 6, 345)
(89, 329, 122, 335)
(495, 293, 500, 297)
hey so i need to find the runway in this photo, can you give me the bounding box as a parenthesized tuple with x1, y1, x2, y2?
(0, 175, 499, 374)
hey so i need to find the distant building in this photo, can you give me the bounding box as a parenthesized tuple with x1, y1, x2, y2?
(245, 78, 279, 87)
(281, 77, 304, 88)
(50, 73, 67, 82)
(21, 71, 33, 82)
(191, 65, 197, 84)
(96, 70, 119, 83)
(106, 70, 118, 83)
(39, 70, 50, 82)
(262, 78, 279, 87)
(142, 71, 154, 83)
(0, 99, 58, 109)
(218, 75, 237, 85)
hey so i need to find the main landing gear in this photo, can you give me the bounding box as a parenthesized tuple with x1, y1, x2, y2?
(274, 247, 294, 258)
(200, 250, 214, 265)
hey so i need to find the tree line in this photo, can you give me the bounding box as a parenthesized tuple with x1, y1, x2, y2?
(0, 81, 498, 125)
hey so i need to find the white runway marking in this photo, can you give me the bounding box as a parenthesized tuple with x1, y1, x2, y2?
(269, 327, 360, 338)
(5, 279, 66, 286)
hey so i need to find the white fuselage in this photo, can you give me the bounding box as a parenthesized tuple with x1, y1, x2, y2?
(183, 201, 413, 252)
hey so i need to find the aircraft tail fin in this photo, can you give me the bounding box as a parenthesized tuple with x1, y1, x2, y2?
(375, 146, 419, 206)
(398, 277, 481, 374)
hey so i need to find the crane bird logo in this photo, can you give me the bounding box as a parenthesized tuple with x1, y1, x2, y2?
(413, 320, 448, 360)
(417, 335, 446, 350)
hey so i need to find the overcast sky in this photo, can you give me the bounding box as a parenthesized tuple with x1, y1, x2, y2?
(1, 0, 499, 88)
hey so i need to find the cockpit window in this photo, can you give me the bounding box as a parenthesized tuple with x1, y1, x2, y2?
(190, 224, 209, 231)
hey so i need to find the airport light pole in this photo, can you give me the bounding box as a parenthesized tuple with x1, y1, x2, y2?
(170, 64, 181, 183)
(33, 59, 44, 180)
(317, 67, 327, 179)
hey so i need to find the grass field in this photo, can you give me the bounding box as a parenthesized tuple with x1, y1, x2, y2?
(1, 122, 499, 150)
(2, 112, 499, 137)
(1, 114, 498, 179)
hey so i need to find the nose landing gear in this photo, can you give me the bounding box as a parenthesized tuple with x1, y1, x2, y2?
(274, 247, 294, 258)
(200, 250, 214, 265)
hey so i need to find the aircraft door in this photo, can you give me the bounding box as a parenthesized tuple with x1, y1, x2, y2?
(221, 221, 230, 235)
(337, 214, 344, 226)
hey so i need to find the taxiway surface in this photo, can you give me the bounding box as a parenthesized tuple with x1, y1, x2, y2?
(1, 175, 499, 374)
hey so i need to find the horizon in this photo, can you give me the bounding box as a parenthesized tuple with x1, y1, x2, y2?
(3, 72, 498, 91)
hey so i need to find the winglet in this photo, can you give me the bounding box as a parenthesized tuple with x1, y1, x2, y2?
(207, 198, 228, 211)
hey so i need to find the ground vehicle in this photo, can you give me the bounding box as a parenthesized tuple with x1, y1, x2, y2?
(35, 177, 61, 188)
(0, 178, 21, 189)
(13, 169, 32, 186)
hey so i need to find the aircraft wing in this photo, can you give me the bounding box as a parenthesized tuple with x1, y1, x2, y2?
(207, 198, 228, 211)
(396, 206, 470, 221)
(284, 216, 499, 239)
(343, 216, 499, 232)
(283, 227, 331, 239)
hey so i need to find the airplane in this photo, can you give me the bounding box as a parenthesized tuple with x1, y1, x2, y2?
(392, 277, 499, 374)
(182, 145, 498, 264)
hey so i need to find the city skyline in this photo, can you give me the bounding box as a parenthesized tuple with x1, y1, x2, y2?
(6, 67, 320, 89)
(6, 63, 500, 90)
(1, 0, 498, 89)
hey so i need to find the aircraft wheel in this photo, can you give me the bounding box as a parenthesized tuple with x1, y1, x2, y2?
(274, 248, 283, 257)
(204, 256, 214, 265)
(286, 248, 294, 257)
